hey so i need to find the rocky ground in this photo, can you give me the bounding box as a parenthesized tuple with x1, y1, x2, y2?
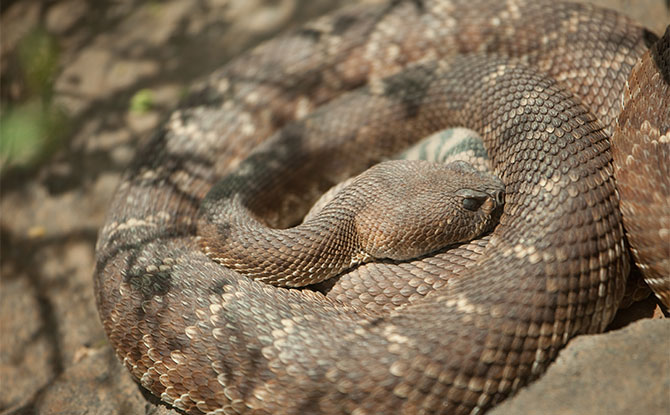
(1, 1, 668, 414)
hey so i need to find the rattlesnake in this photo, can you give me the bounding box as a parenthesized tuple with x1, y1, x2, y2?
(94, 1, 668, 414)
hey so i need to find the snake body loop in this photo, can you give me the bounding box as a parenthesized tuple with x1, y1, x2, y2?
(94, 1, 664, 414)
(611, 27, 670, 307)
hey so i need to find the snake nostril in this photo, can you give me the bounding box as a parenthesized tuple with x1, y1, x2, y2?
(495, 190, 505, 205)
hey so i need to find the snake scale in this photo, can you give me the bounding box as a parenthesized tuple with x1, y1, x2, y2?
(94, 1, 669, 414)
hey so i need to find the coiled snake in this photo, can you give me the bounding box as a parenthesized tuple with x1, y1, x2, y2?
(94, 1, 669, 414)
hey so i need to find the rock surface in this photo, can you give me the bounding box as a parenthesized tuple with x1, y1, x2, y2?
(1, 1, 668, 414)
(491, 319, 670, 415)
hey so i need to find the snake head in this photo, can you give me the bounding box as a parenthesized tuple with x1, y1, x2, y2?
(356, 159, 505, 262)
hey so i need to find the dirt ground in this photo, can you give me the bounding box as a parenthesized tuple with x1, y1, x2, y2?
(1, 1, 668, 414)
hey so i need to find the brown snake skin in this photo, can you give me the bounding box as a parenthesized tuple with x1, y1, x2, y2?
(93, 1, 667, 414)
(611, 27, 670, 307)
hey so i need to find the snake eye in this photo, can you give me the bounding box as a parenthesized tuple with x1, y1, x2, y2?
(462, 195, 487, 211)
(457, 189, 490, 211)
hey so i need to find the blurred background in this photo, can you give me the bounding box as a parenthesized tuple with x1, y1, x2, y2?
(1, 1, 668, 414)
